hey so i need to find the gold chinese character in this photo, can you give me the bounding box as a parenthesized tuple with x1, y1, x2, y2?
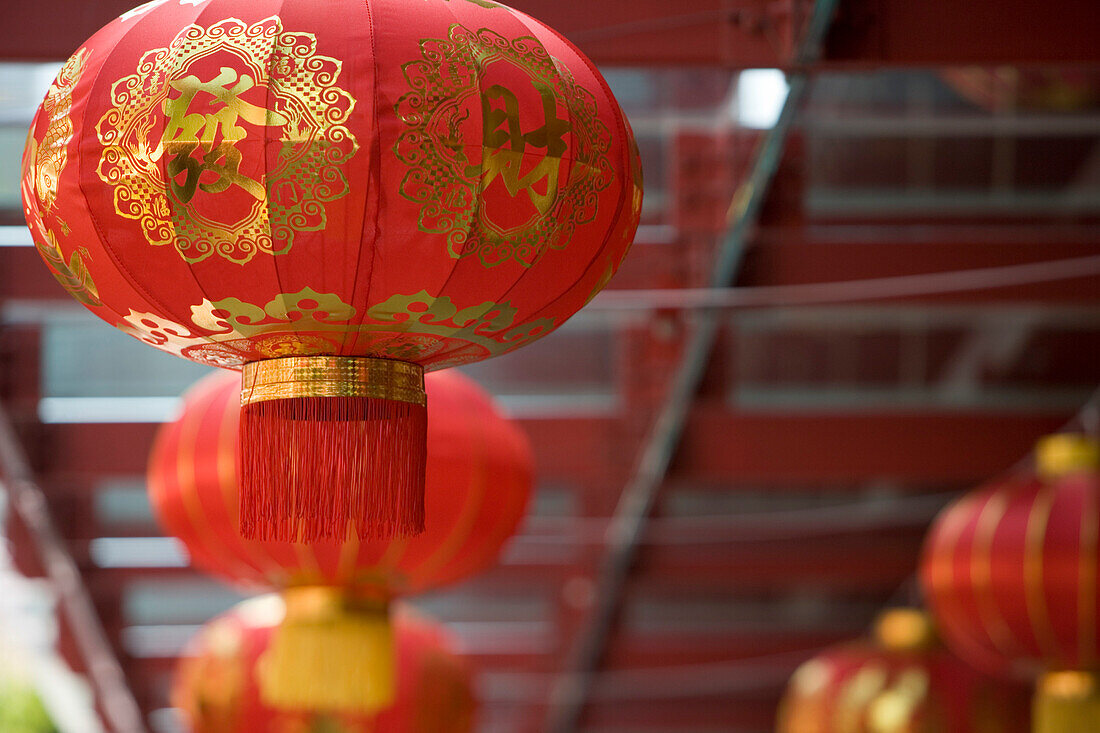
(157, 67, 288, 204)
(470, 81, 572, 216)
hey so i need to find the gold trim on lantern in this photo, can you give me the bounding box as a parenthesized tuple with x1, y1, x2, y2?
(1036, 434, 1100, 479)
(241, 356, 426, 407)
(281, 586, 388, 619)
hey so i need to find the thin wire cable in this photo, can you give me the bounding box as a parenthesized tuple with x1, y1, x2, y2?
(566, 10, 729, 44)
(590, 253, 1100, 311)
(520, 490, 955, 545)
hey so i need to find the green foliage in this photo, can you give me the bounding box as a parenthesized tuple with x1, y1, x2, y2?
(0, 680, 59, 733)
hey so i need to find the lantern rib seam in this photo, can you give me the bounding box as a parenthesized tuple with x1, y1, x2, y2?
(74, 6, 247, 358)
(468, 9, 589, 343)
(362, 0, 475, 364)
(173, 0, 259, 363)
(416, 0, 502, 367)
(497, 10, 635, 343)
(72, 12, 203, 341)
(347, 0, 383, 357)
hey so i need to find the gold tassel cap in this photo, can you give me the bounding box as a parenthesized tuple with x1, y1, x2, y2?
(1034, 671, 1100, 733)
(258, 588, 395, 713)
(1036, 434, 1100, 480)
(241, 355, 426, 406)
(873, 608, 938, 653)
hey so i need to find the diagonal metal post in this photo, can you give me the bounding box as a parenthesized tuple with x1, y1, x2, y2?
(544, 2, 839, 730)
(0, 405, 148, 733)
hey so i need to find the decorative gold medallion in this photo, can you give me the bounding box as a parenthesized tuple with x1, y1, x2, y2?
(395, 24, 613, 268)
(96, 16, 358, 264)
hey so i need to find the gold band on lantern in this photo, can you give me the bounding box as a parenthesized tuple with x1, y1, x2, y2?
(1035, 671, 1100, 733)
(241, 356, 426, 407)
(281, 586, 389, 620)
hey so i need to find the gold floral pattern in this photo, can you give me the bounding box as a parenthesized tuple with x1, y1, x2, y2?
(118, 288, 555, 368)
(96, 16, 358, 264)
(395, 24, 613, 268)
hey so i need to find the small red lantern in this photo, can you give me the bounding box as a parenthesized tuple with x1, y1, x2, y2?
(777, 608, 1030, 733)
(921, 434, 1100, 733)
(23, 0, 641, 542)
(174, 596, 476, 733)
(149, 368, 530, 712)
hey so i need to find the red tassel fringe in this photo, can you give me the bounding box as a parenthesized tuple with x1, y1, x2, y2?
(239, 396, 427, 542)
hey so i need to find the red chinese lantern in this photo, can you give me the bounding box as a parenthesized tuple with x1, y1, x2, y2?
(149, 368, 531, 711)
(942, 68, 1099, 112)
(175, 596, 476, 733)
(777, 608, 1030, 733)
(921, 434, 1100, 733)
(22, 0, 641, 543)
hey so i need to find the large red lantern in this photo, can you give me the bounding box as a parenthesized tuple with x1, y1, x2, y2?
(23, 0, 641, 542)
(175, 596, 476, 733)
(921, 434, 1100, 733)
(149, 367, 530, 711)
(776, 608, 1030, 733)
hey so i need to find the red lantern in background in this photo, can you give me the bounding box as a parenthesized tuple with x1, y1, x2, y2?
(921, 434, 1100, 733)
(148, 368, 530, 712)
(776, 608, 1030, 733)
(175, 596, 476, 733)
(23, 0, 641, 543)
(149, 368, 533, 596)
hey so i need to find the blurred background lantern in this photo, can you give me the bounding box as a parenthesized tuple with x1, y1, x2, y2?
(942, 68, 1100, 113)
(21, 0, 641, 543)
(776, 608, 1030, 733)
(174, 595, 476, 733)
(148, 368, 531, 712)
(921, 434, 1100, 733)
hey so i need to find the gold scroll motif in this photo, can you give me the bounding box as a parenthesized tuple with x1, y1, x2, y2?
(117, 287, 556, 368)
(584, 133, 644, 305)
(96, 16, 358, 265)
(22, 48, 103, 307)
(396, 24, 614, 268)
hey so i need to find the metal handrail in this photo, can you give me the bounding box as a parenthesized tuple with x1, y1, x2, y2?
(543, 1, 841, 730)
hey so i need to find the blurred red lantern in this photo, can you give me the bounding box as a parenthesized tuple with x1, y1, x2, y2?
(23, 0, 641, 543)
(149, 368, 532, 596)
(777, 608, 1030, 733)
(922, 434, 1100, 733)
(942, 68, 1100, 112)
(175, 596, 476, 733)
(149, 368, 530, 711)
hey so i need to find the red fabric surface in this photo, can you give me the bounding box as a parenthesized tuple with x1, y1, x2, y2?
(148, 369, 533, 598)
(22, 0, 641, 372)
(922, 470, 1100, 676)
